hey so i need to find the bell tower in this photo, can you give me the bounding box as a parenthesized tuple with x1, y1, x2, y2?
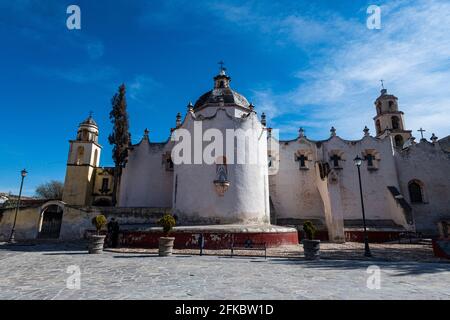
(373, 85, 411, 148)
(62, 114, 102, 206)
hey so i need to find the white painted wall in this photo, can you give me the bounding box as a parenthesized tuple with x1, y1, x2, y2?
(172, 108, 269, 224)
(118, 139, 173, 207)
(395, 141, 450, 235)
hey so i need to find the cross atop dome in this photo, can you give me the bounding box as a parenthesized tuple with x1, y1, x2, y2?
(214, 61, 231, 89)
(218, 61, 227, 75)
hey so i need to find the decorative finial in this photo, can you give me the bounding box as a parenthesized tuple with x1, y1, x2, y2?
(299, 127, 305, 138)
(89, 110, 94, 118)
(380, 80, 387, 95)
(187, 102, 194, 112)
(430, 133, 438, 143)
(261, 112, 266, 126)
(417, 127, 426, 141)
(249, 103, 255, 112)
(363, 126, 370, 137)
(176, 112, 182, 127)
(143, 128, 149, 140)
(330, 126, 336, 137)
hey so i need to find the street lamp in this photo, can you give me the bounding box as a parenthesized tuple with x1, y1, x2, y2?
(353, 156, 372, 257)
(8, 169, 28, 243)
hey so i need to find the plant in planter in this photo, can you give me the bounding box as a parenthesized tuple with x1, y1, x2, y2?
(158, 214, 176, 256)
(88, 214, 107, 254)
(302, 221, 320, 260)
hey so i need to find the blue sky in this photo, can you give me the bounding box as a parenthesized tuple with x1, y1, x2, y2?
(1, 0, 449, 195)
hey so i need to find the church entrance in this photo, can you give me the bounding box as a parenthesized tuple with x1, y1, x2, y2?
(38, 204, 63, 239)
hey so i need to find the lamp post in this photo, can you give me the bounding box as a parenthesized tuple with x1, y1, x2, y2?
(353, 156, 372, 257)
(8, 169, 28, 243)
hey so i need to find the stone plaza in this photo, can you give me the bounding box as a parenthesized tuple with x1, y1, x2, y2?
(0, 242, 449, 300)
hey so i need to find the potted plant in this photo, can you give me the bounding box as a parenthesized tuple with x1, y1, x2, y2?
(158, 214, 176, 256)
(302, 221, 320, 260)
(88, 214, 107, 254)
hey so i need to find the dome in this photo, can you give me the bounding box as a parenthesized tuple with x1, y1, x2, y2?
(79, 114, 98, 128)
(193, 67, 251, 110)
(194, 88, 250, 110)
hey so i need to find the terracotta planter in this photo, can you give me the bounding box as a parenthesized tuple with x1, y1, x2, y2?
(159, 237, 175, 256)
(88, 235, 106, 254)
(302, 239, 320, 260)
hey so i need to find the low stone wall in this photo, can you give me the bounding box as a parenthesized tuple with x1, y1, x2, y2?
(59, 206, 171, 240)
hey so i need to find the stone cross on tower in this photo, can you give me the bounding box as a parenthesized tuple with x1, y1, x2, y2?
(418, 127, 426, 140)
(380, 79, 385, 90)
(218, 61, 226, 74)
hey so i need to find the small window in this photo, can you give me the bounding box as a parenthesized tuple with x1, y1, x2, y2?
(296, 154, 309, 169)
(268, 155, 273, 168)
(76, 146, 84, 165)
(408, 180, 424, 203)
(100, 178, 109, 194)
(394, 135, 404, 148)
(392, 116, 400, 130)
(365, 154, 374, 167)
(376, 120, 381, 134)
(330, 154, 341, 168)
(389, 101, 394, 110)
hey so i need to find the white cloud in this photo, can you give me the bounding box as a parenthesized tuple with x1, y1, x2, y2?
(129, 75, 160, 104)
(247, 0, 450, 140)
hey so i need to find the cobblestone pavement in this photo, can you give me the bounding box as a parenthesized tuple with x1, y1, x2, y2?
(0, 242, 449, 300)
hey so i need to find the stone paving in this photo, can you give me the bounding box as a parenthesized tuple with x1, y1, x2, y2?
(0, 242, 449, 300)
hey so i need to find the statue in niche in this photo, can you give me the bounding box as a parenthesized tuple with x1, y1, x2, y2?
(214, 157, 230, 196)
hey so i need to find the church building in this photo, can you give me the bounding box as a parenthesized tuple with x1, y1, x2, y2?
(59, 67, 450, 241)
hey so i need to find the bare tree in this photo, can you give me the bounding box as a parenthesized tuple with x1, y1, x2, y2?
(35, 180, 64, 200)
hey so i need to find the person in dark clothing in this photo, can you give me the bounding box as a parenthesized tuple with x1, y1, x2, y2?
(107, 218, 120, 248)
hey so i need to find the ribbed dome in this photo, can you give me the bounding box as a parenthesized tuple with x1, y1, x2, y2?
(79, 115, 98, 127)
(193, 67, 251, 110)
(194, 87, 250, 109)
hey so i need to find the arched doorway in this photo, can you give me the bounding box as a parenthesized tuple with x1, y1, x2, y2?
(38, 204, 64, 239)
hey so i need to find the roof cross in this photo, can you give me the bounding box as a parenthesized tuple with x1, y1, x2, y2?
(380, 79, 385, 89)
(218, 61, 226, 73)
(417, 127, 426, 139)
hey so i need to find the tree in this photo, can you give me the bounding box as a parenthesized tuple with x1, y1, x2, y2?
(35, 180, 64, 200)
(108, 84, 131, 206)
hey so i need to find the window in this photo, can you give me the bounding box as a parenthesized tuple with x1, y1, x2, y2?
(362, 150, 379, 170)
(268, 155, 273, 168)
(76, 146, 84, 165)
(296, 154, 308, 169)
(100, 178, 109, 194)
(408, 180, 424, 203)
(391, 116, 400, 130)
(376, 103, 382, 114)
(388, 101, 394, 110)
(330, 154, 341, 168)
(394, 135, 404, 148)
(163, 152, 174, 171)
(93, 149, 98, 166)
(376, 120, 381, 134)
(365, 154, 374, 167)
